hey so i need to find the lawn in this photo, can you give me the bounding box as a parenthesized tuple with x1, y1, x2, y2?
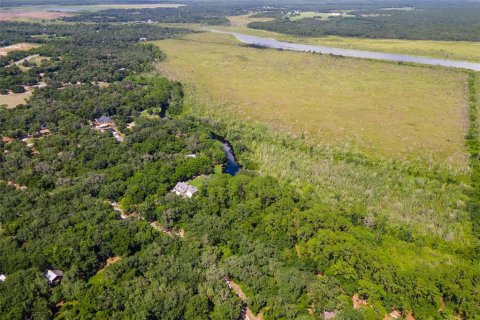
(155, 32, 469, 167)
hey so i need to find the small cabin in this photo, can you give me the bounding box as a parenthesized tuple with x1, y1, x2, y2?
(94, 116, 114, 129)
(172, 182, 198, 198)
(44, 269, 63, 284)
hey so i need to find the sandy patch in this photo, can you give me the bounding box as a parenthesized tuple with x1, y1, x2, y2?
(0, 43, 40, 56)
(106, 256, 121, 266)
(352, 293, 369, 309)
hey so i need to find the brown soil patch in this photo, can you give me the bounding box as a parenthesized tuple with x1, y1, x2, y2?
(246, 308, 263, 320)
(352, 293, 369, 309)
(384, 310, 402, 320)
(106, 256, 121, 266)
(1, 137, 14, 144)
(225, 279, 263, 320)
(0, 43, 40, 56)
(1, 180, 27, 190)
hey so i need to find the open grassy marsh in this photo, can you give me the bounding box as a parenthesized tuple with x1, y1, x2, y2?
(182, 87, 473, 243)
(155, 32, 469, 167)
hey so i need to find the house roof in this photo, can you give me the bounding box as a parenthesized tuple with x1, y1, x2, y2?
(0, 274, 6, 282)
(45, 269, 63, 282)
(173, 182, 198, 195)
(95, 115, 113, 124)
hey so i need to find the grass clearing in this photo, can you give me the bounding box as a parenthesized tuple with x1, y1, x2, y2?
(288, 11, 354, 21)
(0, 43, 40, 56)
(0, 9, 72, 21)
(0, 82, 46, 108)
(155, 32, 469, 167)
(227, 14, 274, 27)
(0, 91, 32, 109)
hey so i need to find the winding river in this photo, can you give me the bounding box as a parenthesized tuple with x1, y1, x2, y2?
(211, 133, 241, 176)
(208, 29, 480, 71)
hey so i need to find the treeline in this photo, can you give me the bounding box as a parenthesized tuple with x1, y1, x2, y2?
(0, 65, 40, 94)
(64, 5, 235, 25)
(466, 73, 480, 245)
(248, 6, 480, 41)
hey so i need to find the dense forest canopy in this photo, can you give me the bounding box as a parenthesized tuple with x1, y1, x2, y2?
(1, 2, 480, 319)
(248, 2, 480, 41)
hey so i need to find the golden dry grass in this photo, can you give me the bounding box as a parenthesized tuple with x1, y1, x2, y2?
(0, 82, 46, 109)
(155, 32, 469, 167)
(0, 43, 40, 56)
(0, 91, 32, 109)
(0, 10, 73, 21)
(227, 14, 273, 27)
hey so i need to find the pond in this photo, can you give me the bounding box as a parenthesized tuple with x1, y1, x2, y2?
(211, 133, 241, 176)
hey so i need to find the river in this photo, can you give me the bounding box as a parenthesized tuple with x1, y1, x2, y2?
(211, 133, 241, 176)
(208, 29, 480, 72)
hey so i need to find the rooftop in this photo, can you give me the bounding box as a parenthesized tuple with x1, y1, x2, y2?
(172, 182, 198, 197)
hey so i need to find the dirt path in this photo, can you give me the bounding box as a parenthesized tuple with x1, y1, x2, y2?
(225, 278, 263, 320)
(150, 221, 184, 238)
(1, 180, 27, 190)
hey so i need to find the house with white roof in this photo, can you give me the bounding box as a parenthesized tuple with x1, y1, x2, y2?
(0, 274, 6, 282)
(44, 269, 63, 284)
(172, 182, 198, 198)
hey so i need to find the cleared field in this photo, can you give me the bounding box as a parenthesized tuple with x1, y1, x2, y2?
(0, 91, 32, 109)
(0, 4, 184, 21)
(288, 11, 354, 21)
(61, 4, 184, 10)
(0, 82, 46, 109)
(0, 10, 72, 21)
(0, 43, 40, 56)
(155, 32, 468, 167)
(227, 14, 273, 27)
(210, 16, 480, 63)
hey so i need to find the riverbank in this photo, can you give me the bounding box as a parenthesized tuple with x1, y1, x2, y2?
(207, 29, 480, 71)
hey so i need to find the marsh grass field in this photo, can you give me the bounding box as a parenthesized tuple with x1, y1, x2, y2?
(155, 32, 469, 167)
(153, 31, 479, 243)
(181, 86, 473, 244)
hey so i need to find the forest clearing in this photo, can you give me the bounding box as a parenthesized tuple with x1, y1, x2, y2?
(0, 43, 39, 55)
